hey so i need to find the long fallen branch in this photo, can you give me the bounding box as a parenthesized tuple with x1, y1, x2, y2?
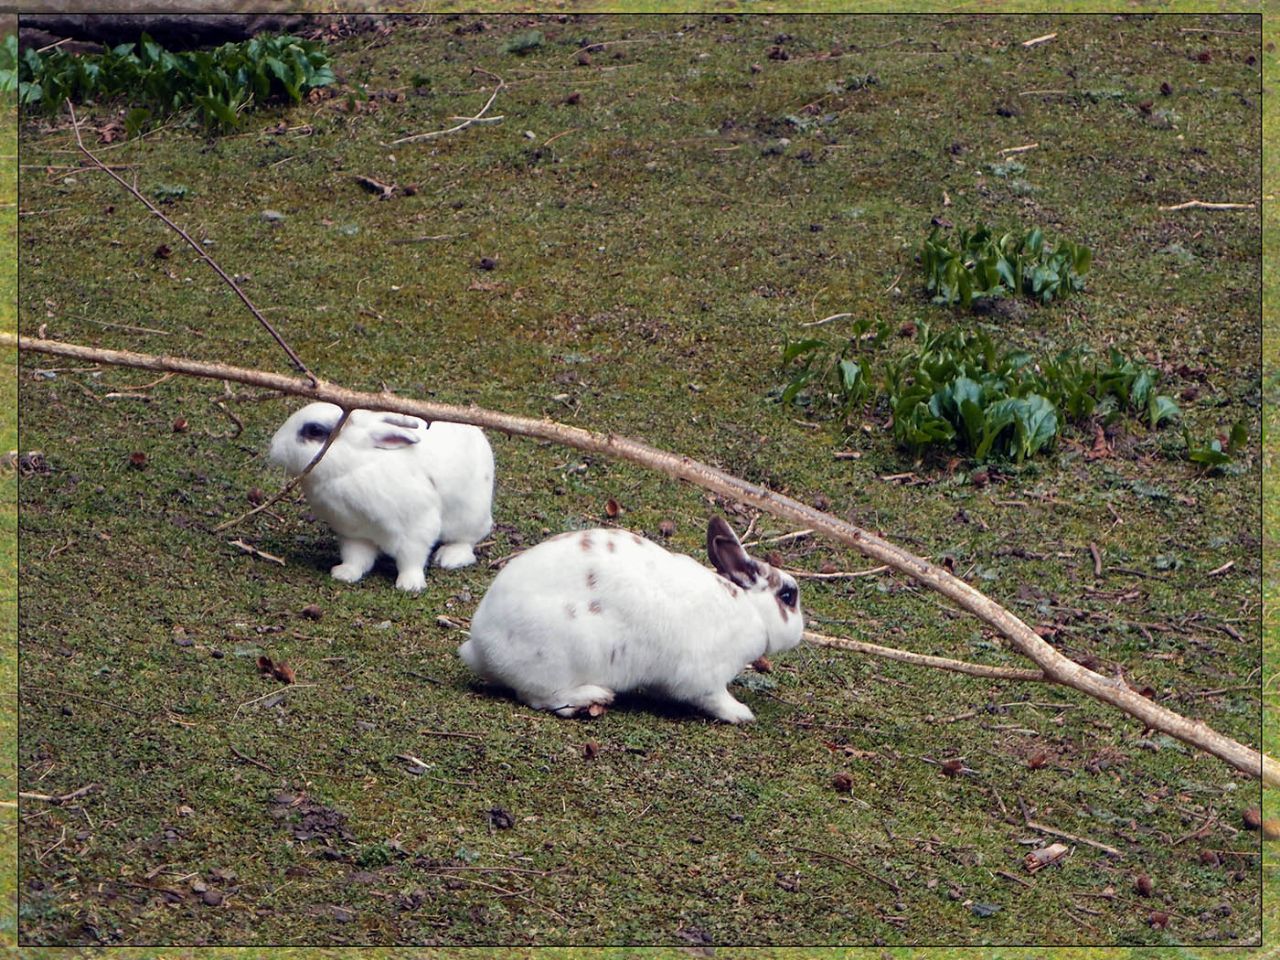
(9, 333, 1274, 787)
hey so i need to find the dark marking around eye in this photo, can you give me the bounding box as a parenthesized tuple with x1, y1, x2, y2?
(299, 421, 332, 442)
(779, 585, 798, 609)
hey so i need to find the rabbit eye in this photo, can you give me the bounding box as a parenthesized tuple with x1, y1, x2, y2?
(299, 421, 332, 442)
(778, 585, 798, 608)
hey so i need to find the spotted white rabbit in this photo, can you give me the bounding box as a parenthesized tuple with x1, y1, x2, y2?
(268, 401, 494, 592)
(458, 516, 803, 722)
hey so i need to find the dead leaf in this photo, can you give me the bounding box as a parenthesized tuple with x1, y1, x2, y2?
(751, 656, 773, 673)
(583, 741, 599, 760)
(658, 519, 676, 538)
(831, 772, 854, 793)
(940, 759, 964, 778)
(1149, 910, 1169, 929)
(604, 497, 620, 519)
(1024, 842, 1069, 872)
(1135, 873, 1154, 896)
(1085, 423, 1111, 461)
(1026, 751, 1048, 770)
(257, 655, 275, 675)
(273, 661, 296, 685)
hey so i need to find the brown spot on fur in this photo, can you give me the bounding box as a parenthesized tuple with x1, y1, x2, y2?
(631, 534, 643, 545)
(606, 540, 616, 553)
(586, 571, 598, 590)
(565, 603, 577, 619)
(766, 569, 781, 590)
(580, 533, 593, 551)
(588, 600, 602, 614)
(610, 648, 617, 664)
(717, 578, 739, 598)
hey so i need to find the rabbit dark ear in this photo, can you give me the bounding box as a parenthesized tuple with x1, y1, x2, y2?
(707, 516, 759, 589)
(372, 429, 421, 449)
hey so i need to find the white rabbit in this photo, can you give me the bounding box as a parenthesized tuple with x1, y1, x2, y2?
(458, 516, 803, 723)
(267, 401, 494, 592)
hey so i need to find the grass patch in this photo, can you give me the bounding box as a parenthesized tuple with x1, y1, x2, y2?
(14, 12, 1264, 950)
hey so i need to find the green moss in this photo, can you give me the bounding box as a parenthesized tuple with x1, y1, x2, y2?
(13, 11, 1265, 951)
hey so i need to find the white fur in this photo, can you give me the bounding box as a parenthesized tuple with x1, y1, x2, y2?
(267, 402, 494, 591)
(458, 519, 804, 722)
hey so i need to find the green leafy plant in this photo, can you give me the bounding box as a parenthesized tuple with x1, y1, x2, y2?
(921, 223, 1092, 308)
(1185, 421, 1247, 470)
(780, 323, 1180, 464)
(0, 34, 17, 97)
(16, 33, 335, 133)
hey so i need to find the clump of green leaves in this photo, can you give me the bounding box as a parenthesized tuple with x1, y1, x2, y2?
(1185, 421, 1247, 471)
(921, 224, 1092, 308)
(0, 34, 18, 98)
(502, 31, 545, 55)
(16, 33, 335, 133)
(780, 323, 1180, 464)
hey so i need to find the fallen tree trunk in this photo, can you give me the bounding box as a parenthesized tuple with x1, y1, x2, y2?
(8, 333, 1274, 787)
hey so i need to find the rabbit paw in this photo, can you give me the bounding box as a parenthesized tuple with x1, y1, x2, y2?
(434, 543, 478, 569)
(395, 568, 427, 593)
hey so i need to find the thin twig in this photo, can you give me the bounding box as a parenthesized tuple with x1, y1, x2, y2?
(806, 631, 1047, 682)
(228, 539, 286, 565)
(229, 745, 275, 773)
(1088, 542, 1103, 577)
(798, 312, 854, 328)
(742, 529, 813, 548)
(998, 142, 1040, 156)
(1021, 32, 1057, 46)
(387, 68, 505, 145)
(19, 784, 98, 804)
(1158, 199, 1255, 211)
(389, 234, 458, 245)
(796, 846, 901, 893)
(1018, 796, 1122, 857)
(65, 100, 317, 384)
(788, 566, 891, 580)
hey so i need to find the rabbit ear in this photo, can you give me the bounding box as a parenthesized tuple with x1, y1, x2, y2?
(371, 413, 425, 449)
(707, 516, 759, 589)
(372, 428, 421, 450)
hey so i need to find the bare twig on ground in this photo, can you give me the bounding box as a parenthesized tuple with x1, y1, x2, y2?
(1021, 32, 1057, 47)
(228, 539, 285, 566)
(229, 745, 275, 773)
(798, 312, 854, 328)
(1158, 199, 1255, 211)
(387, 68, 505, 145)
(806, 631, 1047, 682)
(19, 784, 98, 804)
(1019, 796, 1122, 857)
(998, 142, 1039, 155)
(11, 333, 1275, 787)
(1089, 542, 1103, 577)
(796, 846, 902, 893)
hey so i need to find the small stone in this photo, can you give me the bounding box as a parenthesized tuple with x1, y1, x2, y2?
(1243, 807, 1262, 830)
(301, 604, 324, 621)
(260, 210, 285, 222)
(200, 889, 223, 907)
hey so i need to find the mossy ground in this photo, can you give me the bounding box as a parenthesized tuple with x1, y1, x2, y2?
(12, 11, 1265, 952)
